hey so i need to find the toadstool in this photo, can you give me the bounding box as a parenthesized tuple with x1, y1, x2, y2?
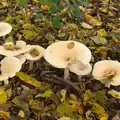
(92, 60, 120, 87)
(44, 41, 92, 80)
(0, 22, 12, 37)
(24, 45, 45, 61)
(24, 45, 45, 70)
(1, 56, 22, 78)
(0, 41, 31, 57)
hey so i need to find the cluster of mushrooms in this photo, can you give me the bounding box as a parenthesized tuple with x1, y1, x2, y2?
(0, 22, 120, 88)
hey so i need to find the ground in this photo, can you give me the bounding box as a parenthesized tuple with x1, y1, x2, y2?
(0, 0, 120, 120)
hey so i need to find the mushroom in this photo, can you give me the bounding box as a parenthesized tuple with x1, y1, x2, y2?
(44, 41, 91, 80)
(24, 45, 45, 70)
(24, 45, 45, 61)
(1, 56, 22, 78)
(92, 60, 120, 87)
(0, 41, 31, 57)
(0, 22, 12, 36)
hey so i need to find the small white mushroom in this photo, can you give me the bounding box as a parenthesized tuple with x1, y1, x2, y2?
(16, 40, 26, 48)
(0, 22, 12, 36)
(0, 42, 31, 57)
(1, 56, 22, 77)
(24, 45, 45, 61)
(16, 54, 26, 64)
(44, 41, 91, 80)
(92, 60, 120, 86)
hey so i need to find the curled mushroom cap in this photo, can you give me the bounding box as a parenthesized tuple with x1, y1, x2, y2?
(16, 54, 26, 64)
(0, 42, 31, 57)
(16, 40, 26, 48)
(24, 45, 45, 61)
(0, 22, 12, 36)
(44, 41, 91, 68)
(92, 60, 120, 86)
(69, 61, 92, 75)
(1, 57, 22, 77)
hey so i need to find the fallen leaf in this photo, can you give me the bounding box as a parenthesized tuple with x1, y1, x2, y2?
(0, 88, 7, 104)
(91, 36, 108, 45)
(58, 117, 71, 120)
(18, 110, 25, 118)
(81, 22, 93, 29)
(84, 13, 102, 26)
(57, 101, 73, 115)
(60, 89, 67, 102)
(16, 72, 41, 87)
(92, 103, 108, 120)
(35, 89, 53, 98)
(108, 90, 120, 99)
(0, 111, 10, 119)
(97, 29, 107, 37)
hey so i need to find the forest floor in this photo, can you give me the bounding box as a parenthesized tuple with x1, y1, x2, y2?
(0, 0, 120, 120)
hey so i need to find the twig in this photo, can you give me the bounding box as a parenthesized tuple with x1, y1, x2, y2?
(41, 72, 82, 97)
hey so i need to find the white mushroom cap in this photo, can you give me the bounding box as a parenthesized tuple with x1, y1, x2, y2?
(44, 41, 91, 68)
(16, 54, 26, 64)
(1, 57, 22, 77)
(69, 61, 92, 75)
(0, 22, 12, 36)
(24, 45, 45, 61)
(92, 60, 120, 86)
(16, 40, 26, 48)
(0, 73, 8, 81)
(0, 44, 31, 56)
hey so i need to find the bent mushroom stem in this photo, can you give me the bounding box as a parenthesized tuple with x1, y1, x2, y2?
(28, 61, 34, 71)
(77, 75, 82, 81)
(4, 80, 9, 85)
(104, 80, 111, 88)
(64, 66, 70, 81)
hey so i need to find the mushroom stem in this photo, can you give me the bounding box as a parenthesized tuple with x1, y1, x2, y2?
(77, 75, 82, 81)
(64, 66, 70, 81)
(28, 61, 34, 71)
(4, 80, 9, 85)
(105, 81, 111, 88)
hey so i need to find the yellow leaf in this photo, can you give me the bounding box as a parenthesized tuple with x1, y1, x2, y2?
(92, 103, 108, 120)
(99, 8, 108, 13)
(0, 88, 7, 104)
(97, 29, 107, 37)
(41, 5, 50, 10)
(108, 90, 120, 99)
(2, 1, 8, 7)
(18, 110, 25, 118)
(60, 89, 67, 102)
(79, 6, 86, 12)
(0, 111, 10, 119)
(112, 36, 119, 43)
(84, 13, 102, 26)
(16, 72, 41, 87)
(81, 22, 93, 29)
(58, 117, 71, 120)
